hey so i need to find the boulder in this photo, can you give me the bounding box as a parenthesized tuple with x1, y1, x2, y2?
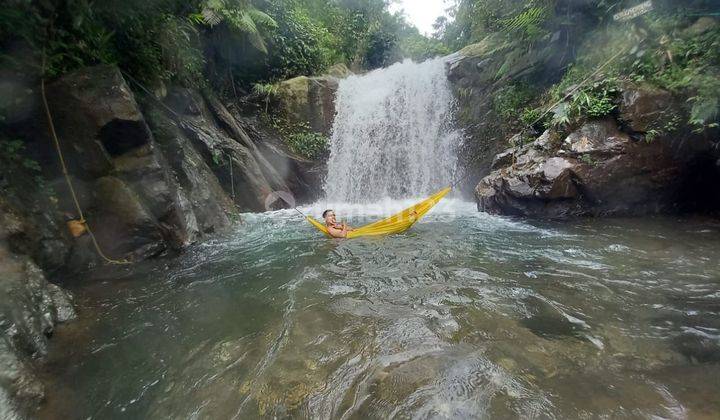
(0, 218, 75, 417)
(146, 103, 234, 234)
(475, 117, 696, 218)
(44, 64, 152, 178)
(275, 76, 339, 135)
(491, 148, 515, 170)
(166, 88, 290, 211)
(533, 130, 554, 151)
(563, 119, 629, 154)
(683, 17, 718, 36)
(0, 179, 70, 275)
(42, 65, 207, 266)
(88, 176, 166, 260)
(325, 63, 353, 79)
(619, 84, 675, 132)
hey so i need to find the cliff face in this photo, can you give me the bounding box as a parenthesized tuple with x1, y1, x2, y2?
(0, 200, 76, 419)
(474, 85, 720, 218)
(4, 64, 326, 271)
(446, 15, 720, 218)
(0, 63, 332, 415)
(445, 32, 578, 191)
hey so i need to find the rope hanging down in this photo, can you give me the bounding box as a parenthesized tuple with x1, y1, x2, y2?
(41, 52, 131, 265)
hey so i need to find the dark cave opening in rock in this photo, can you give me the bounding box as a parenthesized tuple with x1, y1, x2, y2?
(99, 119, 151, 156)
(678, 153, 720, 215)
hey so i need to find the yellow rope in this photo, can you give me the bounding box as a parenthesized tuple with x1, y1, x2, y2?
(40, 55, 131, 265)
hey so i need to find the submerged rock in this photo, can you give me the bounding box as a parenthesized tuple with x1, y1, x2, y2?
(672, 331, 720, 364)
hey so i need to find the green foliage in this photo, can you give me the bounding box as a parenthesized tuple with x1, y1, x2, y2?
(645, 112, 683, 141)
(253, 82, 279, 112)
(252, 82, 279, 97)
(398, 30, 450, 62)
(579, 154, 598, 166)
(550, 102, 571, 128)
(549, 8, 720, 131)
(265, 116, 328, 159)
(520, 107, 542, 126)
(2, 0, 442, 95)
(493, 83, 537, 120)
(547, 72, 620, 126)
(286, 130, 328, 159)
(688, 96, 720, 132)
(572, 82, 619, 118)
(201, 0, 277, 53)
(0, 139, 43, 185)
(261, 0, 338, 81)
(156, 14, 206, 85)
(436, 0, 559, 50)
(501, 4, 551, 40)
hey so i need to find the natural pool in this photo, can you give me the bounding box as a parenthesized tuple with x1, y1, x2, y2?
(42, 199, 720, 418)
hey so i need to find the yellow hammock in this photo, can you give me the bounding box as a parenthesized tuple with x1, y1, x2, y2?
(306, 187, 451, 238)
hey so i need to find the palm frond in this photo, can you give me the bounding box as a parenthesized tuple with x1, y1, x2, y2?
(247, 8, 277, 29)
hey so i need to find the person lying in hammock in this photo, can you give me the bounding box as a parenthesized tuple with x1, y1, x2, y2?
(323, 209, 354, 238)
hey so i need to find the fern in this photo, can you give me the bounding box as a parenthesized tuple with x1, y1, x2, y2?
(200, 0, 277, 53)
(501, 3, 551, 40)
(689, 96, 719, 132)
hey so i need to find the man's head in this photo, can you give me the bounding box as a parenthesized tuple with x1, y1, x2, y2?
(323, 209, 336, 225)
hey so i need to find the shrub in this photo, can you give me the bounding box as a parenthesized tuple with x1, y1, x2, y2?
(493, 83, 537, 120)
(0, 138, 43, 186)
(286, 131, 328, 159)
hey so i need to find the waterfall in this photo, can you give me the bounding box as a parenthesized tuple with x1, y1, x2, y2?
(324, 57, 462, 203)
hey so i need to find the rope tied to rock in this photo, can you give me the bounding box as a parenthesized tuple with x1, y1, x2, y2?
(41, 49, 131, 265)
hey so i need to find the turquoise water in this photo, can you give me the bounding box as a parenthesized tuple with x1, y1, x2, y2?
(43, 199, 720, 418)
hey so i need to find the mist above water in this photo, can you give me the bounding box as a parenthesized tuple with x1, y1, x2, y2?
(324, 57, 462, 203)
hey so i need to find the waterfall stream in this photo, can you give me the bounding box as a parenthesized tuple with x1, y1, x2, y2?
(324, 57, 462, 202)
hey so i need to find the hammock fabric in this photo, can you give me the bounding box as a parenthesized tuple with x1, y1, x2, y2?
(306, 187, 451, 238)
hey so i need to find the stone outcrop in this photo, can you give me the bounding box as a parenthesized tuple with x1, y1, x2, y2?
(145, 102, 235, 235)
(0, 62, 330, 416)
(14, 64, 323, 269)
(42, 65, 207, 266)
(476, 86, 720, 218)
(244, 120, 327, 204)
(0, 204, 75, 419)
(619, 83, 676, 133)
(162, 88, 292, 211)
(445, 33, 575, 186)
(275, 75, 340, 135)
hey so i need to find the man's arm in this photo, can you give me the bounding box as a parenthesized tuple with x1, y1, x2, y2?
(326, 225, 348, 238)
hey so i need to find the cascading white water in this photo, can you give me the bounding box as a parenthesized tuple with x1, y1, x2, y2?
(324, 57, 462, 203)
